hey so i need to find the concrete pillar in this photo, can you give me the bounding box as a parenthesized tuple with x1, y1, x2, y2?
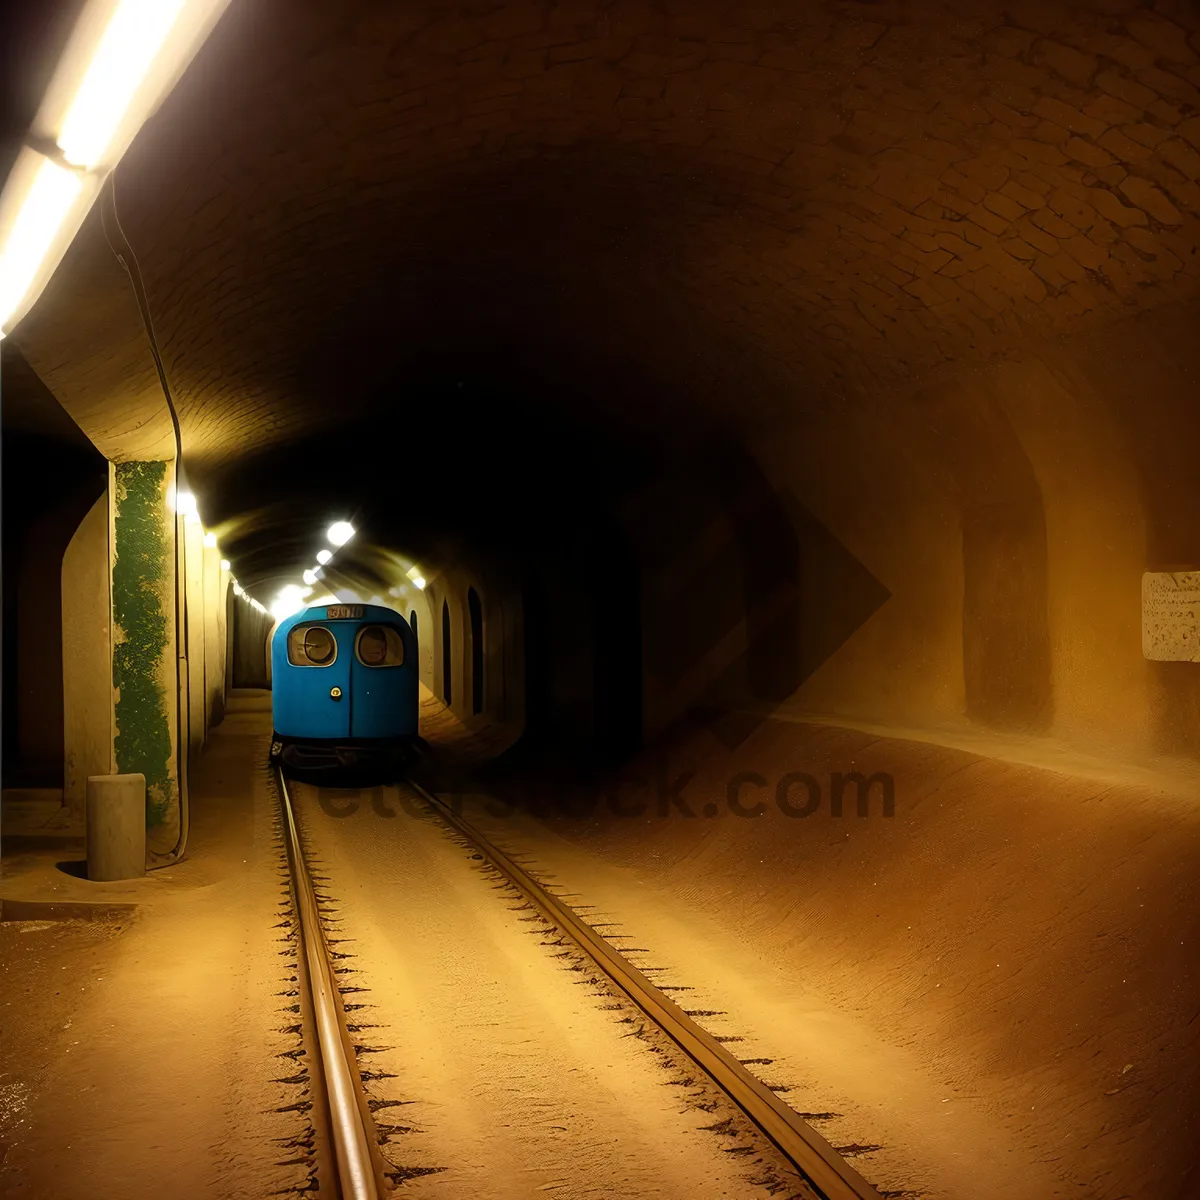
(203, 542, 225, 729)
(216, 559, 229, 710)
(62, 492, 112, 821)
(110, 460, 181, 850)
(184, 513, 205, 753)
(224, 583, 235, 695)
(86, 773, 146, 881)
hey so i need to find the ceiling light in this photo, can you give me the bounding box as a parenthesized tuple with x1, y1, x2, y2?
(0, 0, 230, 338)
(170, 488, 196, 515)
(302, 568, 317, 585)
(220, 558, 230, 570)
(326, 521, 355, 547)
(271, 585, 308, 621)
(203, 531, 217, 548)
(0, 159, 82, 335)
(316, 549, 332, 565)
(411, 575, 426, 590)
(58, 0, 190, 169)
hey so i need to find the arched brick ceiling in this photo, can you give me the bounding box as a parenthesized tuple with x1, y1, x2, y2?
(13, 0, 1200, 565)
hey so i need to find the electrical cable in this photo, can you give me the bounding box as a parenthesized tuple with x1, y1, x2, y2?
(100, 169, 190, 867)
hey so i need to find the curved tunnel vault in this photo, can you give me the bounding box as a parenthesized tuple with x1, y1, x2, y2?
(3, 1, 1200, 1197)
(10, 0, 1200, 760)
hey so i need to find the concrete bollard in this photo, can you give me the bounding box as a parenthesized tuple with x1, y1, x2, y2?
(86, 774, 147, 881)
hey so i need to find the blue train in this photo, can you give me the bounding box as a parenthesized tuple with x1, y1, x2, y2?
(269, 602, 418, 775)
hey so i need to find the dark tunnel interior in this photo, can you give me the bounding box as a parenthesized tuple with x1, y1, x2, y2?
(2, 2, 1200, 1198)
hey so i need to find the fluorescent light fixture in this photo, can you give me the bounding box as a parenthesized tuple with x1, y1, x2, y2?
(302, 568, 318, 585)
(0, 0, 230, 337)
(220, 558, 230, 570)
(327, 521, 355, 547)
(316, 549, 332, 565)
(0, 159, 82, 334)
(203, 531, 217, 548)
(232, 580, 243, 596)
(58, 0, 190, 169)
(411, 575, 426, 591)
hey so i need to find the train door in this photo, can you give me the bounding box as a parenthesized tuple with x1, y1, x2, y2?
(350, 621, 406, 738)
(280, 620, 352, 739)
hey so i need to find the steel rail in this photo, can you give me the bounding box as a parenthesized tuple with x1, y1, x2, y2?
(406, 777, 883, 1200)
(276, 768, 382, 1200)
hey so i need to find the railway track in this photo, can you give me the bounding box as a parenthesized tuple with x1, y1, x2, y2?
(275, 767, 884, 1200)
(276, 767, 386, 1200)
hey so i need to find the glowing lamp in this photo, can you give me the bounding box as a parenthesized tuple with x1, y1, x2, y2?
(0, 160, 82, 334)
(326, 521, 355, 547)
(58, 0, 191, 169)
(171, 489, 198, 518)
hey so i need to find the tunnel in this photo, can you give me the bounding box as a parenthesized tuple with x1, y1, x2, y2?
(1, 1, 1199, 1197)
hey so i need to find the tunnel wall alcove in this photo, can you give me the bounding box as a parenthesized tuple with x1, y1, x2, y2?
(1062, 298, 1200, 757)
(62, 493, 112, 818)
(230, 592, 272, 689)
(738, 305, 1200, 765)
(601, 301, 1200, 768)
(1, 430, 107, 789)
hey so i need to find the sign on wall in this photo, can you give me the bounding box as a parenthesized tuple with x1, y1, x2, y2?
(1142, 572, 1200, 662)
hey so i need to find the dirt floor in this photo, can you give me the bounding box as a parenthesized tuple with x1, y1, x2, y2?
(459, 715, 1200, 1200)
(4, 688, 1195, 1198)
(289, 777, 813, 1198)
(0, 694, 310, 1199)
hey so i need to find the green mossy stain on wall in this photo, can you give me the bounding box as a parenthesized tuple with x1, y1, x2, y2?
(112, 461, 174, 826)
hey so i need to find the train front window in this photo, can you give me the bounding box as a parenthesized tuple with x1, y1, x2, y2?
(355, 624, 404, 667)
(287, 624, 337, 666)
(304, 627, 336, 664)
